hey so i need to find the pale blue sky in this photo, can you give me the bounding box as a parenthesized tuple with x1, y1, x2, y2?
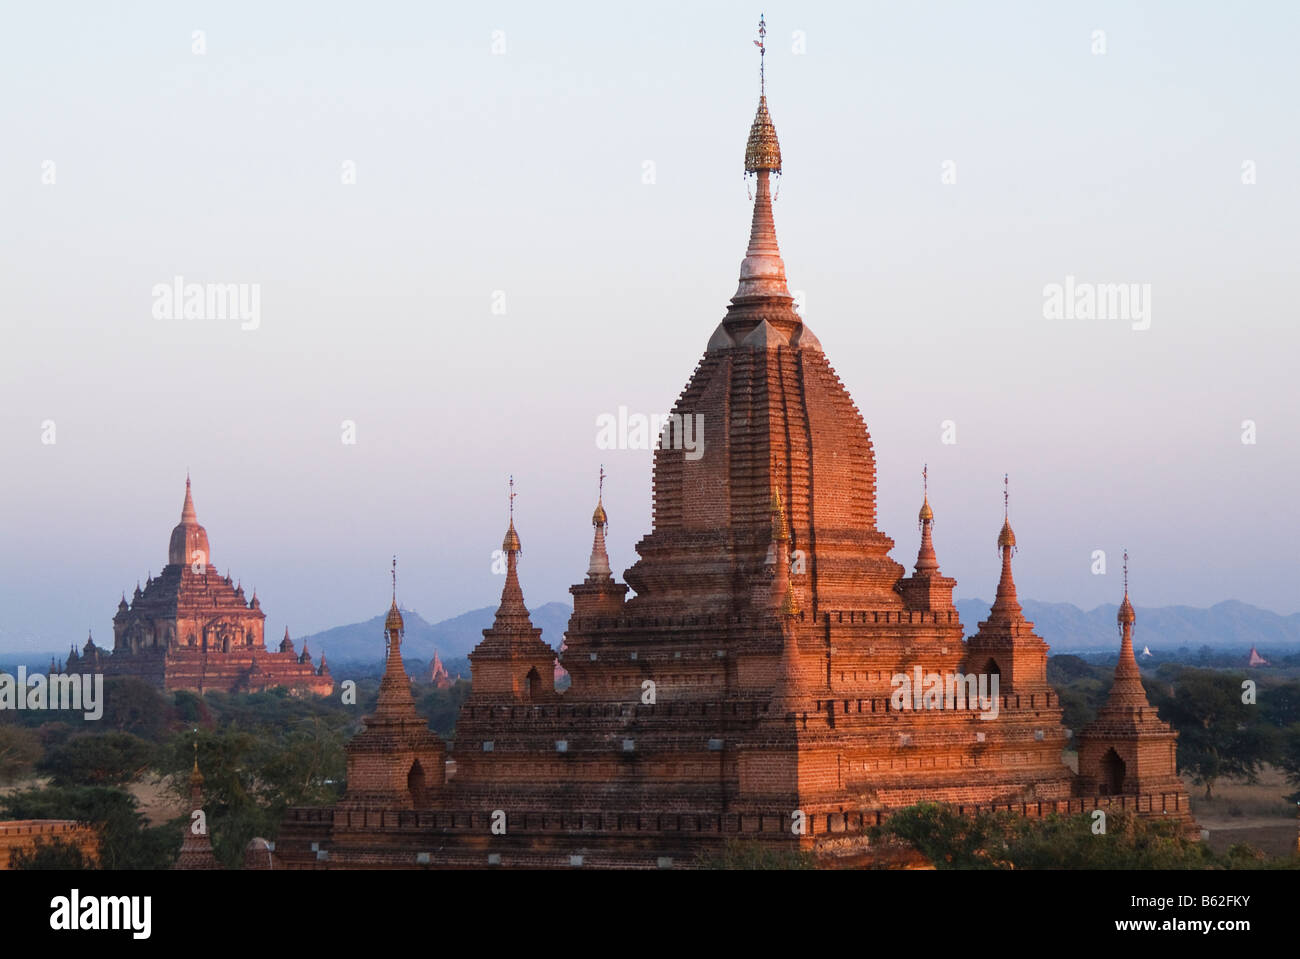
(1, 2, 1297, 651)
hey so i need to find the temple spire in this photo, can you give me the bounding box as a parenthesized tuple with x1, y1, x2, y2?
(377, 556, 417, 717)
(173, 738, 220, 870)
(990, 474, 1022, 620)
(586, 466, 613, 582)
(733, 16, 789, 305)
(1107, 549, 1149, 708)
(915, 464, 940, 574)
(181, 473, 197, 523)
(494, 477, 533, 630)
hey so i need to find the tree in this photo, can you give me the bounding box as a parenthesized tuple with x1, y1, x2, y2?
(1149, 667, 1274, 798)
(0, 723, 44, 783)
(39, 732, 155, 786)
(100, 678, 169, 741)
(11, 836, 91, 870)
(1261, 682, 1300, 728)
(1277, 723, 1300, 803)
(417, 682, 471, 737)
(877, 803, 1276, 870)
(0, 785, 174, 869)
(158, 715, 350, 866)
(873, 802, 1019, 869)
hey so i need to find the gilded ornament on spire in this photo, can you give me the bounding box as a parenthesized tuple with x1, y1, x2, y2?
(744, 18, 782, 174)
(997, 474, 1016, 550)
(593, 465, 608, 527)
(503, 476, 522, 553)
(385, 556, 404, 634)
(918, 464, 934, 526)
(745, 98, 782, 174)
(1118, 549, 1136, 626)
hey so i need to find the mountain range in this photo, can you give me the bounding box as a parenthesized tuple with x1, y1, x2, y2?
(958, 598, 1300, 653)
(295, 598, 1300, 665)
(7, 598, 1295, 670)
(296, 602, 573, 665)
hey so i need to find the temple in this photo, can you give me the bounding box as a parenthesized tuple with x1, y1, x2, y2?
(91, 476, 333, 696)
(173, 747, 221, 870)
(1075, 554, 1184, 798)
(276, 18, 1191, 868)
(429, 650, 453, 689)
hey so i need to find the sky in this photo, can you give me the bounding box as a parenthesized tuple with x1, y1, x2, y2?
(1, 1, 1297, 652)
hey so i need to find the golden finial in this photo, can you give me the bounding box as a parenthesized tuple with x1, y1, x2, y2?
(593, 465, 608, 527)
(998, 474, 1016, 552)
(503, 476, 522, 553)
(189, 735, 203, 788)
(744, 15, 782, 175)
(1119, 548, 1135, 626)
(385, 556, 404, 634)
(918, 463, 933, 527)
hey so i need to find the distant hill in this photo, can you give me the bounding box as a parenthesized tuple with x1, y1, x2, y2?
(304, 597, 1300, 666)
(955, 598, 1300, 653)
(297, 602, 573, 665)
(13, 598, 1295, 669)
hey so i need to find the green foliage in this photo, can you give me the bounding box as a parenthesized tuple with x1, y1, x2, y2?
(1047, 654, 1100, 684)
(39, 732, 155, 786)
(998, 812, 1219, 869)
(1277, 723, 1300, 803)
(11, 835, 91, 870)
(0, 722, 44, 783)
(100, 678, 170, 741)
(0, 785, 174, 869)
(871, 802, 1020, 868)
(171, 689, 204, 725)
(415, 681, 471, 736)
(158, 701, 353, 866)
(876, 803, 1295, 870)
(697, 838, 817, 870)
(1147, 667, 1276, 798)
(1260, 681, 1300, 728)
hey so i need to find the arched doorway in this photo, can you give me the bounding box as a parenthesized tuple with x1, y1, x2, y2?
(1100, 748, 1126, 795)
(524, 667, 541, 701)
(983, 658, 1001, 678)
(408, 760, 427, 807)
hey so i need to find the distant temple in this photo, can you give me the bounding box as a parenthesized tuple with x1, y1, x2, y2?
(429, 650, 453, 689)
(275, 20, 1192, 868)
(1248, 645, 1270, 667)
(89, 476, 333, 696)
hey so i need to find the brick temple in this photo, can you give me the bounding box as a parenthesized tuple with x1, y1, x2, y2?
(87, 476, 333, 696)
(275, 33, 1191, 868)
